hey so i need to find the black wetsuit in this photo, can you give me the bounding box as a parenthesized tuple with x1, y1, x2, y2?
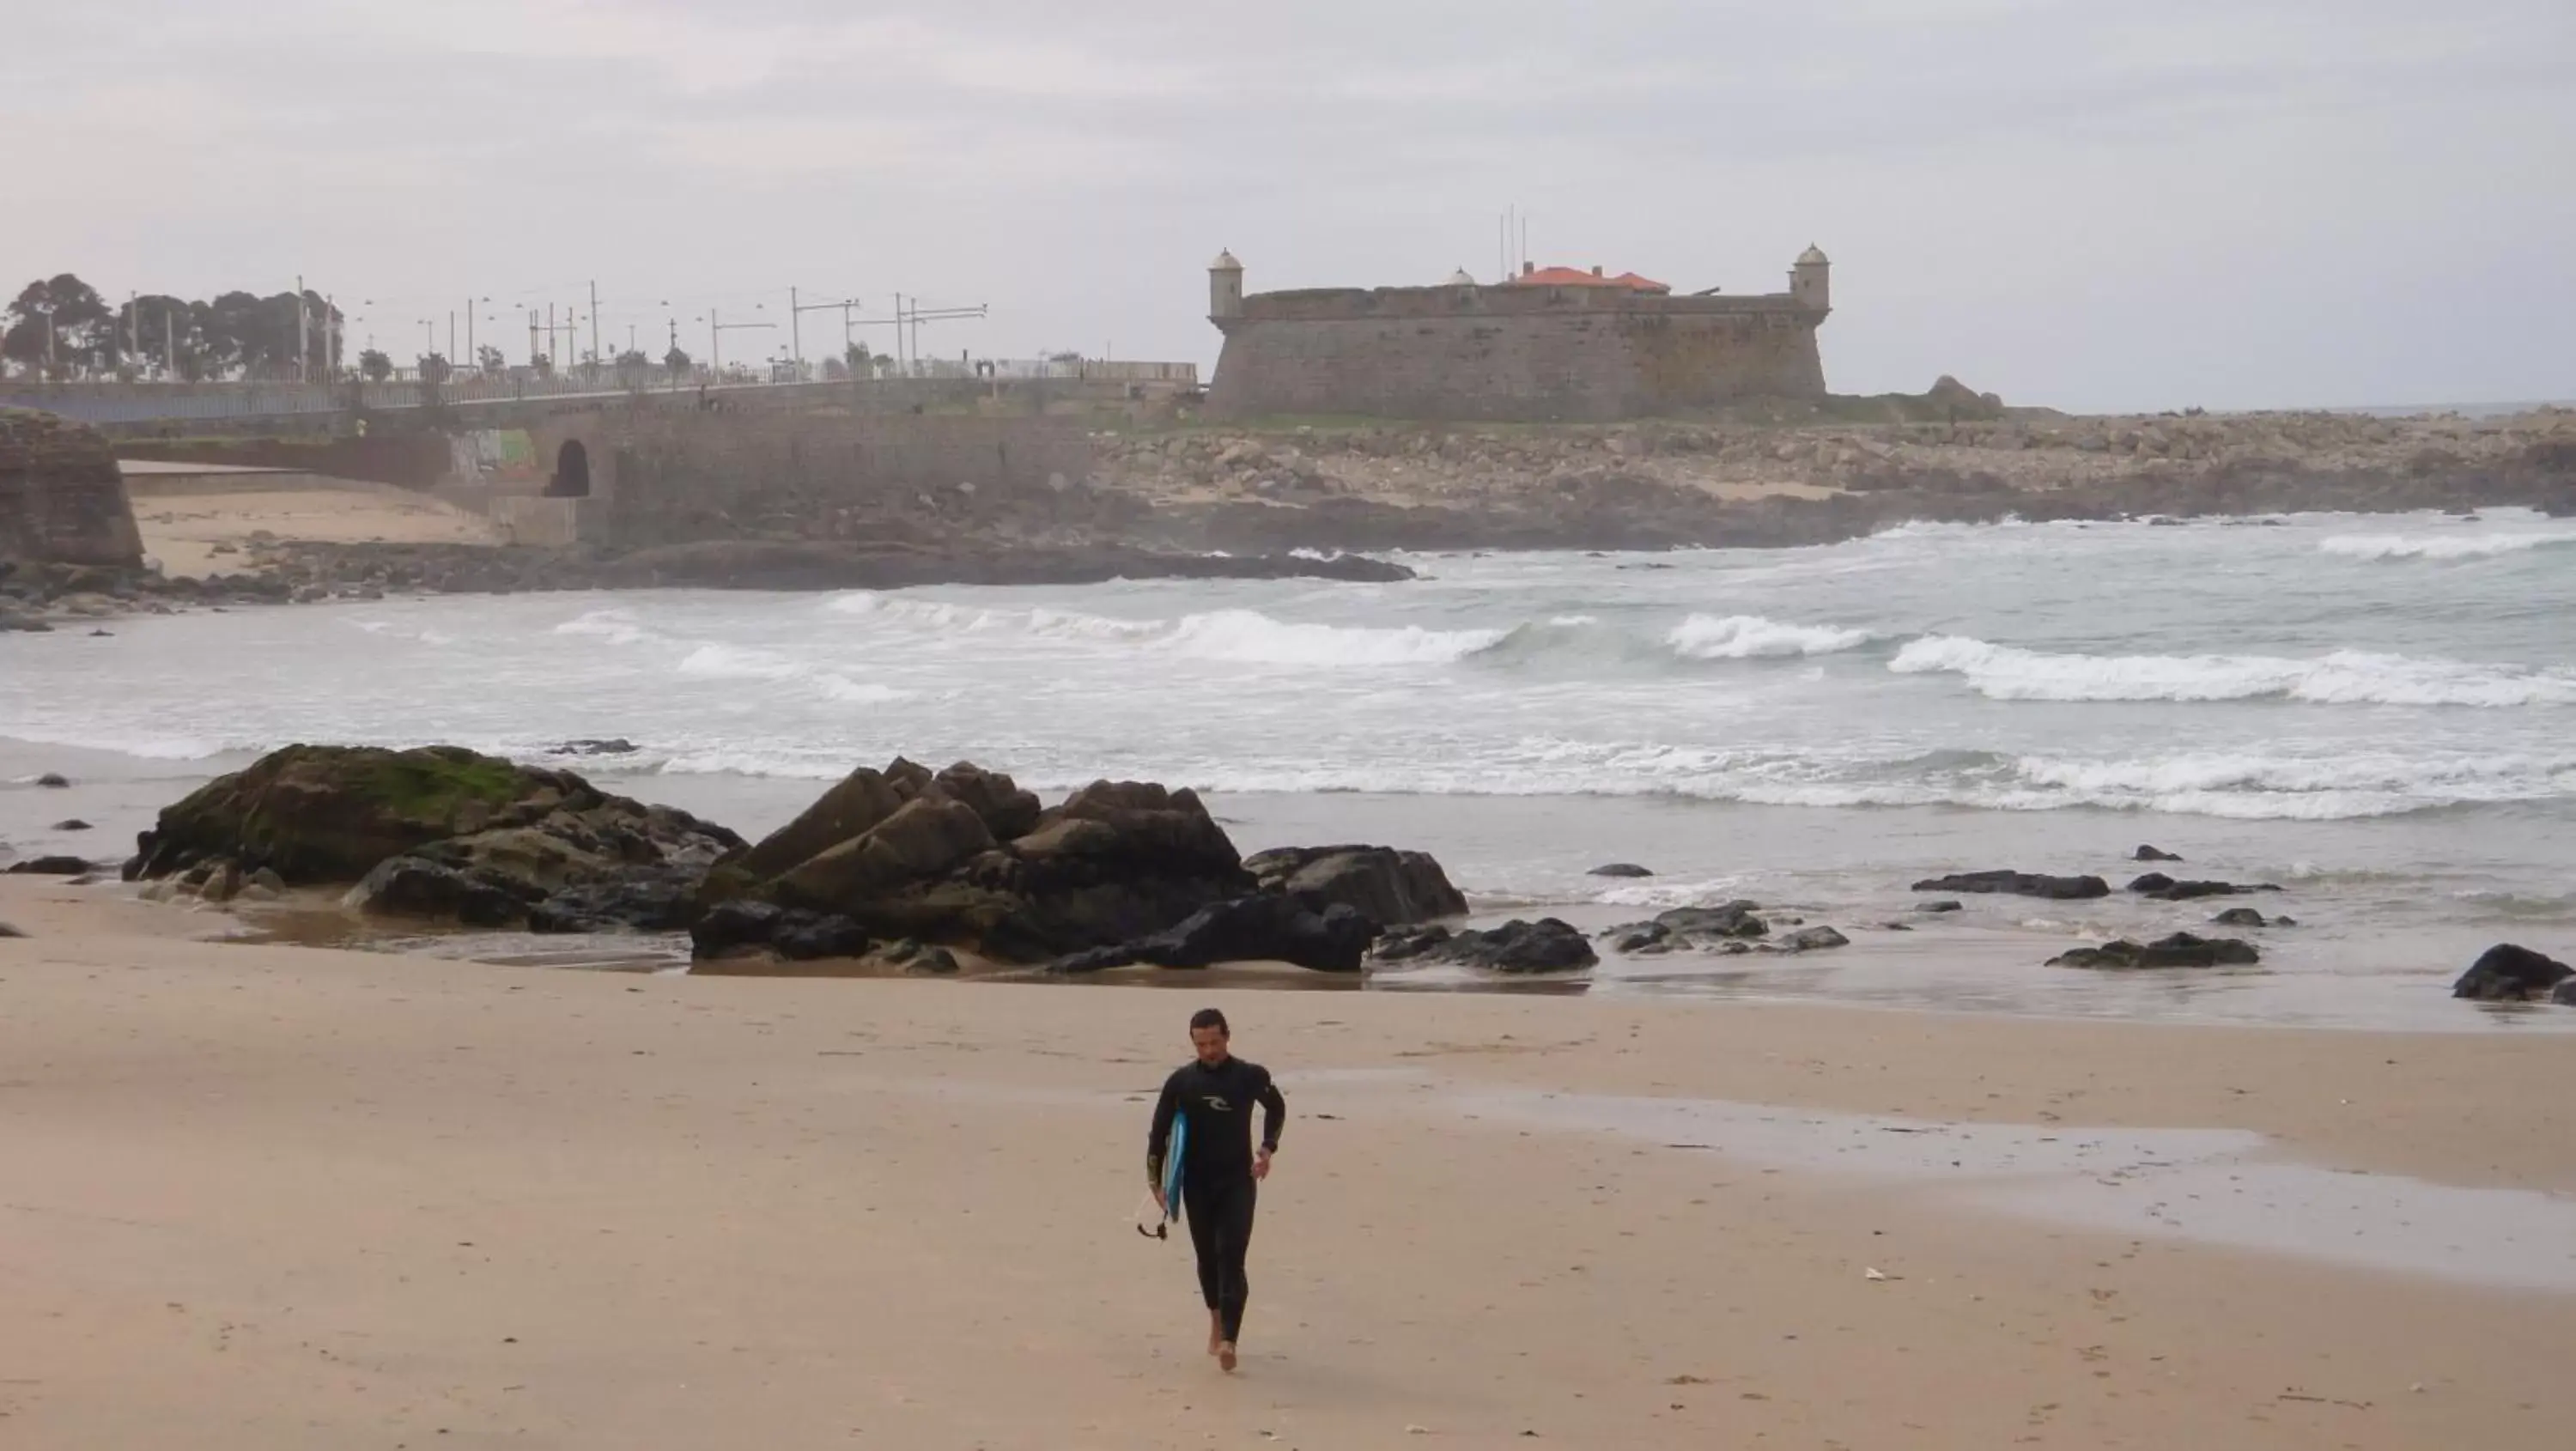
(1146, 1056, 1285, 1344)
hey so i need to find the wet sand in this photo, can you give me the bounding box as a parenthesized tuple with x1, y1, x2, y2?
(3, 873, 2573, 1448)
(9, 739, 2570, 1033)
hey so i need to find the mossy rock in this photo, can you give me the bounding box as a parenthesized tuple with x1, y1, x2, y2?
(126, 744, 586, 885)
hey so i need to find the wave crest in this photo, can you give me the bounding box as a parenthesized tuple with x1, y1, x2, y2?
(1891, 635, 2576, 707)
(831, 594, 1503, 665)
(1667, 613, 1874, 660)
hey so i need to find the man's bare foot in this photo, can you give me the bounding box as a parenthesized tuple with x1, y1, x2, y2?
(1207, 1311, 1223, 1356)
(1217, 1341, 1238, 1373)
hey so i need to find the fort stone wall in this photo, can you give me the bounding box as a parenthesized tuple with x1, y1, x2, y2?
(1206, 252, 1834, 423)
(1208, 307, 1825, 422)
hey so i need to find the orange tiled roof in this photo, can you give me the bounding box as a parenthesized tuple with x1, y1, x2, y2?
(1499, 265, 1671, 294)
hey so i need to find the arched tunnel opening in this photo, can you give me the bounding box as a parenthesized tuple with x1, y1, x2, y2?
(546, 439, 592, 497)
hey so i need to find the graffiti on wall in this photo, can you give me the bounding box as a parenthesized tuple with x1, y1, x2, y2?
(448, 428, 544, 483)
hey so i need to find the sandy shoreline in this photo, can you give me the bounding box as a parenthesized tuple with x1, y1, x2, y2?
(121, 467, 499, 580)
(3, 873, 2572, 1448)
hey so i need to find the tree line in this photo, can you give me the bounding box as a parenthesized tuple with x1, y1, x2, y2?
(3, 273, 350, 383)
(7, 272, 897, 389)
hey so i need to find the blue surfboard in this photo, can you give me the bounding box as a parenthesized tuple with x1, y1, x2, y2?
(1160, 1115, 1188, 1223)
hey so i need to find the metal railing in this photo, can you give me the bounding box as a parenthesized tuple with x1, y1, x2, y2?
(0, 358, 1200, 425)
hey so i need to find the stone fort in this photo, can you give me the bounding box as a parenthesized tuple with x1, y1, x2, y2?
(1205, 247, 1832, 422)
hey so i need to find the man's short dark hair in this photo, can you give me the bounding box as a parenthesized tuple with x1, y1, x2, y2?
(1189, 1008, 1230, 1035)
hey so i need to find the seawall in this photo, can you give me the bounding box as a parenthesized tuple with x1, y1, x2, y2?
(0, 409, 145, 568)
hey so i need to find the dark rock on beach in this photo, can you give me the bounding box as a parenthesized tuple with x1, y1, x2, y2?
(1376, 918, 1596, 974)
(709, 760, 1251, 961)
(122, 744, 1469, 972)
(2133, 845, 2184, 862)
(1917, 900, 1964, 914)
(2451, 944, 2574, 1002)
(1053, 894, 1378, 974)
(1604, 902, 1767, 954)
(34, 773, 70, 788)
(688, 757, 1463, 970)
(345, 856, 532, 928)
(1242, 844, 1467, 927)
(126, 744, 744, 934)
(5, 855, 95, 876)
(1911, 870, 2110, 901)
(527, 869, 708, 933)
(2050, 932, 2262, 969)
(125, 744, 741, 889)
(2210, 907, 2273, 928)
(1588, 863, 1656, 878)
(52, 819, 93, 831)
(0, 920, 25, 938)
(1777, 925, 1851, 952)
(691, 901, 874, 962)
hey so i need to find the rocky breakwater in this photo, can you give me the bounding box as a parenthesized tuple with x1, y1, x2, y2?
(693, 761, 1469, 975)
(1092, 401, 2576, 553)
(2, 557, 295, 631)
(122, 744, 744, 929)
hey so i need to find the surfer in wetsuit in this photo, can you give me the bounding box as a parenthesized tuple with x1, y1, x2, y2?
(1146, 1007, 1285, 1372)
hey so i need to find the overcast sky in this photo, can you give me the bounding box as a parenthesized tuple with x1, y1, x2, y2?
(6, 0, 2570, 410)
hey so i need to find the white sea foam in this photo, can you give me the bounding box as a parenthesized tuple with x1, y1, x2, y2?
(552, 609, 656, 646)
(2319, 530, 2576, 562)
(1159, 610, 1504, 665)
(672, 644, 914, 705)
(1666, 613, 1874, 660)
(831, 594, 1502, 665)
(1890, 635, 2576, 707)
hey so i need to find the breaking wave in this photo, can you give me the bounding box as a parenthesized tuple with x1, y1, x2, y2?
(2318, 530, 2576, 562)
(831, 593, 1886, 671)
(1666, 613, 1875, 660)
(1890, 636, 2576, 707)
(835, 595, 1502, 665)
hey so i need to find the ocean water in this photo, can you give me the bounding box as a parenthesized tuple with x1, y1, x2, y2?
(5, 509, 2573, 1027)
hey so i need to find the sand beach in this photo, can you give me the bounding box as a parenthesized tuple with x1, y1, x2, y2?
(3, 866, 2573, 1448)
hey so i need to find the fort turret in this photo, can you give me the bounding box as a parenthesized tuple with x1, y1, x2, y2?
(1790, 244, 1831, 313)
(1208, 250, 1245, 327)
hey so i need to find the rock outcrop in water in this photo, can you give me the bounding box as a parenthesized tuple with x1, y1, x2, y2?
(2050, 932, 2261, 969)
(1603, 902, 1768, 954)
(2127, 872, 2281, 901)
(123, 744, 744, 929)
(1911, 870, 2111, 901)
(2451, 944, 2574, 1002)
